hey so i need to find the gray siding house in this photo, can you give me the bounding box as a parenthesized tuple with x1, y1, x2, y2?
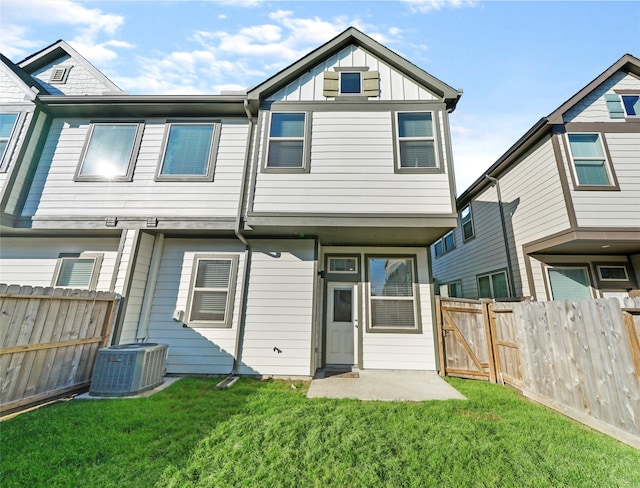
(431, 54, 640, 302)
(1, 29, 462, 376)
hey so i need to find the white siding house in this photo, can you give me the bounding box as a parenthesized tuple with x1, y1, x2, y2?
(432, 54, 640, 302)
(1, 28, 462, 377)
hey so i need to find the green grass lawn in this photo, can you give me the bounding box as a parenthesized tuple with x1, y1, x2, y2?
(1, 377, 638, 487)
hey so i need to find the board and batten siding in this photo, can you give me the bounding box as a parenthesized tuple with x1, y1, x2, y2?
(22, 118, 248, 218)
(252, 110, 453, 214)
(564, 72, 638, 123)
(559, 131, 640, 228)
(268, 45, 438, 103)
(0, 236, 119, 290)
(238, 239, 316, 376)
(432, 136, 571, 299)
(117, 232, 156, 345)
(145, 238, 246, 375)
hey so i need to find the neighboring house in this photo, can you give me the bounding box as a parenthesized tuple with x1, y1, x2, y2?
(0, 28, 462, 377)
(432, 54, 640, 302)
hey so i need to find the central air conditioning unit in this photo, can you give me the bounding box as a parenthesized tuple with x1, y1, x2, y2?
(89, 343, 168, 397)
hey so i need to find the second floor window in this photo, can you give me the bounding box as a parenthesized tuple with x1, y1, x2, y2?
(397, 112, 437, 169)
(266, 112, 307, 170)
(76, 123, 142, 181)
(1, 113, 19, 165)
(567, 133, 612, 187)
(460, 204, 475, 240)
(157, 123, 218, 180)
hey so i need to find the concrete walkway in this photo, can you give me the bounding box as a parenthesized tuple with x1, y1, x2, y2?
(306, 369, 466, 401)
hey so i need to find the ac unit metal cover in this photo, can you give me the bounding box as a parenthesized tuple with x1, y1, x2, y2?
(89, 343, 168, 397)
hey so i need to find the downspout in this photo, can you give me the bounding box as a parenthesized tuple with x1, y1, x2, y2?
(227, 99, 255, 376)
(485, 175, 517, 298)
(136, 233, 164, 341)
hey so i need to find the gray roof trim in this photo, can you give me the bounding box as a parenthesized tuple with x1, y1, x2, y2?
(548, 53, 640, 124)
(0, 53, 49, 98)
(17, 40, 124, 94)
(37, 95, 248, 117)
(457, 53, 640, 207)
(247, 27, 462, 110)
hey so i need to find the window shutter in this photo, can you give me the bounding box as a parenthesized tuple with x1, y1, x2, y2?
(323, 71, 339, 97)
(363, 71, 379, 97)
(604, 94, 625, 119)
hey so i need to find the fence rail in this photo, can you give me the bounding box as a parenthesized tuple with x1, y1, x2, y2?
(0, 284, 121, 415)
(436, 296, 640, 449)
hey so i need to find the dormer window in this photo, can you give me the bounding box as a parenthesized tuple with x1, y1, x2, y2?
(340, 72, 362, 94)
(50, 67, 70, 84)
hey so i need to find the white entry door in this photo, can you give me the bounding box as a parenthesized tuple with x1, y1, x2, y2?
(326, 283, 356, 365)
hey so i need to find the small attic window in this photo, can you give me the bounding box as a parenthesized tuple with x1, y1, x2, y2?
(50, 67, 70, 84)
(340, 72, 362, 94)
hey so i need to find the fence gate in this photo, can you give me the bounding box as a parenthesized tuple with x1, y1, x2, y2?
(0, 285, 121, 415)
(488, 302, 524, 389)
(436, 298, 497, 382)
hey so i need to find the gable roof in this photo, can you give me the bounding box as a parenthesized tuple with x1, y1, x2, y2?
(458, 53, 640, 206)
(247, 27, 462, 111)
(0, 53, 49, 99)
(17, 39, 123, 94)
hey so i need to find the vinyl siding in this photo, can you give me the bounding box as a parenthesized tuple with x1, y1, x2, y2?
(252, 110, 453, 214)
(238, 239, 316, 376)
(30, 55, 117, 96)
(0, 236, 119, 290)
(0, 68, 31, 102)
(22, 118, 248, 218)
(563, 132, 640, 227)
(432, 136, 570, 298)
(268, 45, 438, 102)
(117, 232, 156, 345)
(145, 238, 246, 375)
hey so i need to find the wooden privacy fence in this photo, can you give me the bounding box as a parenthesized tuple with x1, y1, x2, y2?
(0, 284, 121, 415)
(436, 296, 640, 448)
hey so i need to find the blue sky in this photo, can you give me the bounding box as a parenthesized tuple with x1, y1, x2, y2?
(1, 0, 638, 192)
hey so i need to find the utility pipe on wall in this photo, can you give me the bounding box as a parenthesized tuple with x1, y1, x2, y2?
(485, 175, 517, 298)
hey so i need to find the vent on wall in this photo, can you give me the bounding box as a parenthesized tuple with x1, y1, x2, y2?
(50, 67, 70, 84)
(89, 343, 168, 397)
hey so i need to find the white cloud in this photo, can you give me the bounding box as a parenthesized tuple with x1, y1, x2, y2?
(402, 0, 477, 13)
(0, 0, 128, 63)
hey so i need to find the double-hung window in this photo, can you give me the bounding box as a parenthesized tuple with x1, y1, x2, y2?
(265, 112, 309, 171)
(367, 256, 420, 332)
(477, 270, 510, 299)
(396, 112, 438, 170)
(186, 255, 238, 328)
(460, 204, 474, 241)
(566, 133, 614, 187)
(76, 122, 143, 181)
(1, 113, 19, 168)
(52, 255, 102, 290)
(156, 122, 219, 181)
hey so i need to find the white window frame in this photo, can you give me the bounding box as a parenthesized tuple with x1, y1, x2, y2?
(339, 72, 362, 95)
(460, 204, 475, 241)
(75, 122, 144, 182)
(185, 254, 239, 328)
(0, 112, 23, 172)
(263, 112, 311, 173)
(394, 110, 441, 173)
(545, 265, 594, 300)
(328, 256, 358, 274)
(155, 121, 220, 181)
(477, 270, 510, 299)
(51, 254, 103, 290)
(366, 255, 421, 334)
(565, 132, 617, 189)
(621, 94, 640, 117)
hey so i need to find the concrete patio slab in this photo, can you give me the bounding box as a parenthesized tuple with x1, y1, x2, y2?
(306, 369, 466, 401)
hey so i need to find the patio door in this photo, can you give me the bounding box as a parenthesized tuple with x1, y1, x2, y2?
(326, 283, 356, 365)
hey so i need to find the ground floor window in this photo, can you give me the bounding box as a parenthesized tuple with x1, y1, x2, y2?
(52, 255, 102, 289)
(547, 266, 592, 300)
(367, 256, 419, 332)
(477, 270, 510, 299)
